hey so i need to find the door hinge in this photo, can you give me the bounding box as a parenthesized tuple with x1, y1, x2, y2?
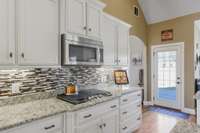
(153, 96, 155, 101)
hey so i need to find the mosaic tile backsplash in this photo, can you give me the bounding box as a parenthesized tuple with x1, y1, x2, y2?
(0, 66, 117, 97)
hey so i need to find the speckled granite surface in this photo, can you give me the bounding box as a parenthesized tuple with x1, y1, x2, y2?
(0, 94, 117, 131)
(0, 86, 142, 131)
(170, 121, 200, 133)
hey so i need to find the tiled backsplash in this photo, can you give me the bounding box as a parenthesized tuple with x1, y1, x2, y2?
(0, 66, 118, 97)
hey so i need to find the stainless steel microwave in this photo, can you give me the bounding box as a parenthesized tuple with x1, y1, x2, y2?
(61, 34, 104, 65)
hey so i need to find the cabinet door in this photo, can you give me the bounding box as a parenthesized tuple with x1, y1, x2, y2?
(0, 0, 15, 65)
(86, 1, 101, 39)
(117, 25, 129, 66)
(102, 15, 117, 65)
(66, 0, 86, 35)
(102, 110, 119, 133)
(17, 0, 59, 65)
(76, 119, 101, 133)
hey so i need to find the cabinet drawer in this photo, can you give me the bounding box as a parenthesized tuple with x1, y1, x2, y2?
(120, 101, 141, 121)
(75, 99, 119, 125)
(120, 91, 141, 105)
(120, 114, 141, 133)
(6, 115, 64, 133)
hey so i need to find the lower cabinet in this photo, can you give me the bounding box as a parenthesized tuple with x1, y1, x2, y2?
(76, 119, 102, 133)
(2, 114, 64, 133)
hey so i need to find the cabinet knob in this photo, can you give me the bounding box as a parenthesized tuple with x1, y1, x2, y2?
(88, 28, 92, 31)
(83, 26, 87, 30)
(103, 123, 106, 127)
(21, 53, 24, 58)
(9, 52, 13, 58)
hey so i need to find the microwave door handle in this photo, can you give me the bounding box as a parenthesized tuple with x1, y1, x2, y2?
(97, 48, 100, 64)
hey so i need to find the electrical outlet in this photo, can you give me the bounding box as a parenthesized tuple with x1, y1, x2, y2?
(11, 83, 21, 94)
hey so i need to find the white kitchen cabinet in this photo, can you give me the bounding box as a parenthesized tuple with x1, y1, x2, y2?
(117, 26, 129, 66)
(102, 13, 131, 66)
(102, 14, 117, 65)
(86, 0, 102, 39)
(76, 119, 101, 133)
(2, 114, 64, 133)
(66, 0, 86, 35)
(0, 0, 15, 65)
(101, 110, 119, 133)
(17, 0, 59, 65)
(62, 0, 105, 39)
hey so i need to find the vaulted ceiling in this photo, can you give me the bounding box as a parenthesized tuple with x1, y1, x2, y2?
(138, 0, 200, 24)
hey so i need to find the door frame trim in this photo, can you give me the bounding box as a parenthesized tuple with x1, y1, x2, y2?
(151, 42, 185, 110)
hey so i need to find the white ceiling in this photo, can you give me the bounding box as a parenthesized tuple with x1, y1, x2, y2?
(138, 0, 200, 24)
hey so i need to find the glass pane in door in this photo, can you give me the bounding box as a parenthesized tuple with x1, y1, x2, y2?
(157, 51, 177, 102)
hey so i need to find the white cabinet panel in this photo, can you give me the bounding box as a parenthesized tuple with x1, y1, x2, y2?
(76, 119, 101, 133)
(66, 0, 86, 35)
(117, 25, 129, 66)
(102, 15, 117, 65)
(102, 110, 119, 133)
(86, 1, 101, 39)
(17, 0, 59, 65)
(0, 0, 15, 65)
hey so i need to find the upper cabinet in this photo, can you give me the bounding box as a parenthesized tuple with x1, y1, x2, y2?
(0, 0, 59, 66)
(17, 0, 59, 65)
(0, 0, 15, 65)
(102, 13, 131, 66)
(61, 0, 106, 39)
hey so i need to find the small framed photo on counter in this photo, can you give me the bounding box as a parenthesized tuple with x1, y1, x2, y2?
(114, 70, 129, 85)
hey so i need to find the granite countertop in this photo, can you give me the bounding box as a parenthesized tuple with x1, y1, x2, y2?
(0, 94, 117, 131)
(170, 121, 200, 133)
(0, 86, 142, 131)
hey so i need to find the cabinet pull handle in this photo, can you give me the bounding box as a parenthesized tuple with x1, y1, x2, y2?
(88, 28, 92, 31)
(103, 123, 106, 127)
(122, 126, 127, 130)
(110, 105, 117, 108)
(21, 53, 24, 58)
(44, 125, 55, 130)
(99, 125, 103, 129)
(123, 99, 128, 102)
(83, 114, 92, 118)
(137, 117, 141, 120)
(137, 94, 141, 96)
(9, 52, 13, 58)
(83, 26, 87, 30)
(122, 111, 128, 114)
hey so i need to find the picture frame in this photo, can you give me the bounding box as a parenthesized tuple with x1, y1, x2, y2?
(161, 29, 173, 41)
(114, 70, 129, 85)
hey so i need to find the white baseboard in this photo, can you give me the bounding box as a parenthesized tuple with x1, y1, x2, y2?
(143, 101, 153, 106)
(182, 108, 196, 115)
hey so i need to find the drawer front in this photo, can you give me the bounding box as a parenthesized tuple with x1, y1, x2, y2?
(6, 115, 64, 133)
(120, 101, 141, 121)
(120, 91, 141, 105)
(75, 99, 119, 125)
(120, 114, 141, 133)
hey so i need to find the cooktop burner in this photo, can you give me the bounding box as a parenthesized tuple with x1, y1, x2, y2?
(57, 89, 112, 105)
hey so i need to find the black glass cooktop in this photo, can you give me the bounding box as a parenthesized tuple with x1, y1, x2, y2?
(57, 89, 112, 105)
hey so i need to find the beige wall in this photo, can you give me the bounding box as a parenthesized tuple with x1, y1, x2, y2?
(147, 12, 200, 108)
(100, 0, 147, 44)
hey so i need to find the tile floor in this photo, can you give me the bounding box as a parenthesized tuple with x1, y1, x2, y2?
(134, 106, 196, 133)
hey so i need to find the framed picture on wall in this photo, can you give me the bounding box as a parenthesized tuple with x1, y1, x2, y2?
(161, 29, 173, 41)
(114, 70, 129, 85)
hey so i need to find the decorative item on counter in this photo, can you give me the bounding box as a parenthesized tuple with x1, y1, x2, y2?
(114, 70, 129, 85)
(65, 83, 78, 95)
(138, 69, 144, 87)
